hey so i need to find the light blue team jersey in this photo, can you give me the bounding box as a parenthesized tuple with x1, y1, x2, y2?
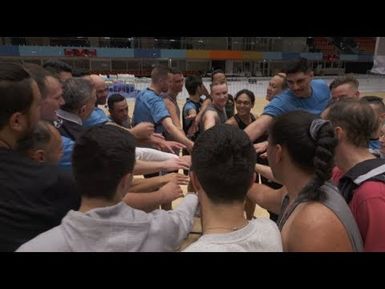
(369, 139, 381, 150)
(132, 88, 170, 134)
(263, 79, 330, 117)
(58, 135, 75, 171)
(83, 107, 109, 128)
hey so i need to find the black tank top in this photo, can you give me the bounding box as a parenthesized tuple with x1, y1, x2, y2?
(234, 113, 256, 130)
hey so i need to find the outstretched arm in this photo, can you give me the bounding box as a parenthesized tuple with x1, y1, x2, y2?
(162, 117, 194, 152)
(247, 183, 286, 215)
(164, 98, 182, 129)
(202, 110, 218, 131)
(134, 158, 190, 175)
(244, 114, 273, 142)
(123, 181, 185, 212)
(255, 163, 280, 183)
(189, 98, 211, 135)
(130, 173, 189, 192)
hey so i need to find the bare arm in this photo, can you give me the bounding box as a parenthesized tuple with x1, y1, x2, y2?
(194, 98, 211, 125)
(143, 133, 186, 154)
(225, 116, 238, 127)
(162, 117, 194, 151)
(254, 140, 268, 154)
(130, 173, 189, 193)
(255, 163, 280, 183)
(129, 122, 155, 140)
(247, 183, 286, 215)
(134, 158, 190, 175)
(185, 108, 197, 137)
(244, 114, 274, 142)
(122, 181, 184, 212)
(185, 108, 197, 120)
(106, 121, 154, 142)
(202, 110, 218, 131)
(164, 98, 182, 129)
(187, 98, 211, 136)
(201, 83, 210, 98)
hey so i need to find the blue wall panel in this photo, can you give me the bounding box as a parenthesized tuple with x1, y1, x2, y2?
(262, 52, 282, 60)
(134, 49, 161, 58)
(300, 52, 322, 60)
(97, 48, 134, 58)
(340, 54, 358, 61)
(282, 52, 300, 60)
(19, 46, 65, 57)
(0, 45, 19, 56)
(160, 49, 186, 58)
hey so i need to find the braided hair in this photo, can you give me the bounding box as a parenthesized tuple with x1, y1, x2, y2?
(269, 111, 337, 201)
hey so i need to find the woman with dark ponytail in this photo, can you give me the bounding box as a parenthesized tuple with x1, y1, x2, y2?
(248, 110, 363, 251)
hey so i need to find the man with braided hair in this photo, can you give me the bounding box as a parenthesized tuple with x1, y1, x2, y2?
(247, 110, 362, 251)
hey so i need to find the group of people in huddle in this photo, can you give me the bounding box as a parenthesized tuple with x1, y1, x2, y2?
(1, 57, 384, 252)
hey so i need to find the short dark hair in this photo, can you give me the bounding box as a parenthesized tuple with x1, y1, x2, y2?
(0, 62, 34, 128)
(185, 75, 202, 95)
(72, 124, 136, 200)
(151, 66, 170, 83)
(170, 68, 183, 75)
(17, 120, 52, 153)
(326, 98, 378, 148)
(43, 60, 73, 74)
(329, 75, 359, 91)
(107, 94, 126, 110)
(192, 124, 255, 204)
(72, 67, 90, 77)
(285, 58, 312, 74)
(235, 89, 255, 106)
(211, 69, 225, 82)
(360, 95, 385, 113)
(23, 63, 57, 99)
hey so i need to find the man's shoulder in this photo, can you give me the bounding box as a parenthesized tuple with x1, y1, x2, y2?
(312, 79, 327, 85)
(16, 224, 67, 252)
(183, 101, 196, 112)
(311, 79, 329, 90)
(355, 180, 385, 199)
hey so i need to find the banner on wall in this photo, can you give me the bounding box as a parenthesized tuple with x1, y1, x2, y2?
(371, 37, 385, 75)
(64, 48, 97, 57)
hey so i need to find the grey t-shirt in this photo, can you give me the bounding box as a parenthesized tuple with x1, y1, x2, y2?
(183, 218, 282, 252)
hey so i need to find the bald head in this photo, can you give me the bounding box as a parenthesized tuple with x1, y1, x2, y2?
(89, 74, 108, 105)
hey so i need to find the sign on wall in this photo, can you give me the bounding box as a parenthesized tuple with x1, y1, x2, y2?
(64, 48, 97, 57)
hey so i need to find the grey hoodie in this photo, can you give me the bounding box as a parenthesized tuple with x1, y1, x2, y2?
(16, 194, 198, 252)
